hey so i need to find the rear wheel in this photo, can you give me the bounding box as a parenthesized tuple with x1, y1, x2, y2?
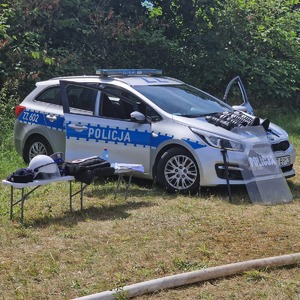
(23, 136, 53, 164)
(156, 147, 200, 194)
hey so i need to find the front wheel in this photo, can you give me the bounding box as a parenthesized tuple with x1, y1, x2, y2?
(156, 147, 200, 194)
(23, 136, 53, 164)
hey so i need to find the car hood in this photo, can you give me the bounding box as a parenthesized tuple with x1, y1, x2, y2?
(172, 114, 288, 143)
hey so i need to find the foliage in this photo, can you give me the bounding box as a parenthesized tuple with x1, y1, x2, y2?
(149, 0, 300, 106)
(0, 78, 20, 144)
(213, 0, 300, 106)
(0, 0, 299, 109)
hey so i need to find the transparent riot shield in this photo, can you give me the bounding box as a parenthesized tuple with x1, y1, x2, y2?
(232, 125, 292, 204)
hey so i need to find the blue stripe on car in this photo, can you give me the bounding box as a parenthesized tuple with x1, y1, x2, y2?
(18, 109, 65, 131)
(182, 138, 207, 149)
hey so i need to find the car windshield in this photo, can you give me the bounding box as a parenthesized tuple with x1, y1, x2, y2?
(134, 84, 232, 117)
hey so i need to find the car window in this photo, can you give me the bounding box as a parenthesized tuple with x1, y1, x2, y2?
(223, 76, 254, 115)
(99, 88, 136, 119)
(100, 91, 133, 119)
(146, 106, 162, 122)
(35, 85, 98, 116)
(36, 86, 61, 105)
(61, 84, 98, 115)
(134, 84, 232, 117)
(102, 87, 161, 121)
(67, 86, 97, 112)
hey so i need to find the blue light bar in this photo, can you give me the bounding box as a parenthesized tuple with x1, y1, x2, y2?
(96, 69, 162, 76)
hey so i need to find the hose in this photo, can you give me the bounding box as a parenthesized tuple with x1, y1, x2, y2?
(72, 252, 300, 300)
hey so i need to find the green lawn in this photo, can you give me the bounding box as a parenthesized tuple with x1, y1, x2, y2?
(0, 112, 299, 300)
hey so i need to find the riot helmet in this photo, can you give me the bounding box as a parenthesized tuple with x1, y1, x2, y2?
(29, 155, 61, 180)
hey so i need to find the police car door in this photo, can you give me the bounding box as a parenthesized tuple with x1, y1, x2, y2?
(60, 81, 151, 173)
(223, 76, 254, 115)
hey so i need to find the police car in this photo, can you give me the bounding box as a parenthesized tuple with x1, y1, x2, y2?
(14, 69, 296, 193)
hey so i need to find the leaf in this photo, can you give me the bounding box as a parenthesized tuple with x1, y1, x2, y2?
(31, 51, 40, 59)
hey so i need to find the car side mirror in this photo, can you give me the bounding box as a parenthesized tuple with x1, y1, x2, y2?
(232, 105, 247, 112)
(130, 111, 146, 123)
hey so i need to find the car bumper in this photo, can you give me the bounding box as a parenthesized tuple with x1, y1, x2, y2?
(195, 145, 296, 187)
(14, 121, 25, 156)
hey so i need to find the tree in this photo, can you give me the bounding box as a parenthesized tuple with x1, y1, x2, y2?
(212, 0, 300, 106)
(0, 0, 299, 108)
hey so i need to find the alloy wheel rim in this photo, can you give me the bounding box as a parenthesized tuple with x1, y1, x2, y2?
(29, 142, 47, 161)
(164, 154, 198, 190)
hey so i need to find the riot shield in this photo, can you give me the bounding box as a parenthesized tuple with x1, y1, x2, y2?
(232, 125, 292, 204)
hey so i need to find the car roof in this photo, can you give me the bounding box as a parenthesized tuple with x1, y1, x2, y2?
(35, 75, 183, 87)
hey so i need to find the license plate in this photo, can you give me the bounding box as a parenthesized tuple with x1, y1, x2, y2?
(277, 156, 290, 167)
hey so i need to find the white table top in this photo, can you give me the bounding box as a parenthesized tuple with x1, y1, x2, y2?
(2, 163, 144, 189)
(2, 176, 75, 189)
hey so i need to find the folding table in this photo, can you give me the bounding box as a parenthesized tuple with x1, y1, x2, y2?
(2, 163, 144, 223)
(2, 176, 86, 223)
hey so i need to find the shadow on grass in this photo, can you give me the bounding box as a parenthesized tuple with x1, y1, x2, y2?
(92, 175, 300, 204)
(19, 177, 299, 227)
(97, 177, 298, 206)
(128, 177, 252, 204)
(200, 185, 252, 205)
(287, 181, 300, 199)
(29, 200, 157, 228)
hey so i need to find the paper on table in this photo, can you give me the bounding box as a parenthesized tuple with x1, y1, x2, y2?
(112, 163, 144, 172)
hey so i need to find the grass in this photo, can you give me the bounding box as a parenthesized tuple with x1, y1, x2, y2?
(0, 112, 300, 300)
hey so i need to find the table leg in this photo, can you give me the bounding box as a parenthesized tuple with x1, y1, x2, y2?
(114, 172, 133, 200)
(21, 188, 25, 224)
(114, 175, 122, 199)
(10, 186, 13, 220)
(80, 182, 83, 210)
(69, 181, 87, 211)
(69, 181, 73, 211)
(125, 172, 133, 200)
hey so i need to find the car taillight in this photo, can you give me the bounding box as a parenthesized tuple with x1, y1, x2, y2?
(15, 105, 26, 118)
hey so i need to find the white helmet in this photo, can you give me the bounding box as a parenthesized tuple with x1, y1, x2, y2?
(29, 155, 61, 180)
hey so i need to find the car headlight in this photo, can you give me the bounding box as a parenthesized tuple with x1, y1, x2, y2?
(205, 135, 244, 151)
(190, 127, 244, 152)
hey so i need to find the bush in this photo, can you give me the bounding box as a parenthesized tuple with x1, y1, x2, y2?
(0, 79, 21, 145)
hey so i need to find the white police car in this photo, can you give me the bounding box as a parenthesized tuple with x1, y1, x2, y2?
(14, 69, 296, 193)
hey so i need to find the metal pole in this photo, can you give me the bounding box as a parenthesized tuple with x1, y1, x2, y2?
(221, 147, 232, 202)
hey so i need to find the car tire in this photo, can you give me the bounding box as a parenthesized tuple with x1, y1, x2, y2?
(156, 147, 200, 194)
(23, 136, 53, 164)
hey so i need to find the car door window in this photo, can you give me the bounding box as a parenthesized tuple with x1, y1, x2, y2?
(101, 92, 129, 119)
(145, 105, 162, 122)
(101, 87, 161, 121)
(223, 76, 254, 115)
(66, 85, 98, 115)
(36, 86, 61, 105)
(35, 85, 98, 116)
(99, 89, 136, 119)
